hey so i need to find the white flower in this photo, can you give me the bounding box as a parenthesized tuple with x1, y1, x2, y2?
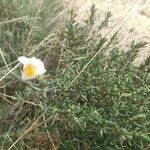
(18, 56, 46, 80)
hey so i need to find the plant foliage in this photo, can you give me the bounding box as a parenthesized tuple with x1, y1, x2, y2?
(0, 2, 149, 150)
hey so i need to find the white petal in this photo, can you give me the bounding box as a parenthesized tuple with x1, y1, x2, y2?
(37, 63, 46, 75)
(29, 57, 46, 75)
(18, 56, 29, 64)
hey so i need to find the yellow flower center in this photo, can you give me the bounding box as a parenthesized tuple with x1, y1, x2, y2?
(23, 64, 38, 77)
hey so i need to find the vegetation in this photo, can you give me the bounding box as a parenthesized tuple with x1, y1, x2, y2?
(0, 0, 149, 149)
